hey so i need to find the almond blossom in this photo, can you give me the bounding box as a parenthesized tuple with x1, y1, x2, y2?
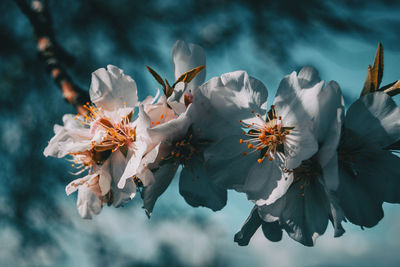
(205, 67, 345, 246)
(44, 65, 177, 218)
(337, 92, 400, 227)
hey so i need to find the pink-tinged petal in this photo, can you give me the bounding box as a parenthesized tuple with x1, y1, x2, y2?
(65, 173, 95, 196)
(110, 150, 137, 207)
(98, 160, 112, 196)
(89, 65, 138, 110)
(147, 104, 192, 144)
(44, 114, 92, 158)
(76, 185, 102, 219)
(118, 140, 148, 188)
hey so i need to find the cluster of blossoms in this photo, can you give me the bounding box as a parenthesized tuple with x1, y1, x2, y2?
(45, 41, 400, 246)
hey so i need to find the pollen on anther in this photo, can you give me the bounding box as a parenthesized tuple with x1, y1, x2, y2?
(301, 193, 305, 197)
(248, 144, 253, 149)
(160, 114, 164, 119)
(238, 120, 242, 123)
(257, 158, 262, 164)
(239, 139, 243, 143)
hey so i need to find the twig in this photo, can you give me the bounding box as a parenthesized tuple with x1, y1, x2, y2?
(15, 0, 89, 114)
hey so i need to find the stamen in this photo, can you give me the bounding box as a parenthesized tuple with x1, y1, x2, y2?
(239, 105, 293, 164)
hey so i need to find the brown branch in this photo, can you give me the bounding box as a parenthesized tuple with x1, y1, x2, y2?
(15, 0, 89, 115)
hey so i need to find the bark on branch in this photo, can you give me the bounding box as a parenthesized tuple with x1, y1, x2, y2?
(15, 0, 89, 114)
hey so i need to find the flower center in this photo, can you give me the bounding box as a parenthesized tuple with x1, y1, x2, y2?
(289, 156, 321, 197)
(160, 126, 213, 168)
(239, 105, 294, 164)
(75, 102, 136, 152)
(70, 102, 136, 173)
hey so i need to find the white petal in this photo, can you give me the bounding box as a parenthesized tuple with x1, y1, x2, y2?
(110, 150, 137, 207)
(44, 115, 92, 158)
(89, 65, 138, 110)
(198, 70, 268, 122)
(98, 160, 112, 196)
(76, 185, 102, 219)
(345, 92, 400, 147)
(172, 40, 206, 92)
(284, 127, 318, 170)
(118, 141, 147, 188)
(253, 169, 293, 206)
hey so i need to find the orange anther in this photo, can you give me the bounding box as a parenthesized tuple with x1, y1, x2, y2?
(257, 158, 262, 164)
(242, 152, 247, 156)
(248, 144, 253, 149)
(239, 139, 243, 144)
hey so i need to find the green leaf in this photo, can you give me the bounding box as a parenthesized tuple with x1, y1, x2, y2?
(360, 42, 384, 96)
(146, 65, 166, 91)
(172, 65, 205, 88)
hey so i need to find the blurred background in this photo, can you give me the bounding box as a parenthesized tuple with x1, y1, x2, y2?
(1, 0, 400, 266)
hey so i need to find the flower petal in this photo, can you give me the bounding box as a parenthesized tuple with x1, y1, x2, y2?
(345, 92, 400, 148)
(110, 150, 137, 207)
(44, 114, 92, 158)
(76, 185, 102, 219)
(141, 163, 177, 217)
(204, 135, 259, 190)
(197, 71, 268, 124)
(172, 40, 206, 92)
(179, 157, 227, 211)
(118, 140, 147, 188)
(258, 178, 330, 246)
(89, 65, 138, 110)
(240, 161, 291, 205)
(338, 148, 400, 227)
